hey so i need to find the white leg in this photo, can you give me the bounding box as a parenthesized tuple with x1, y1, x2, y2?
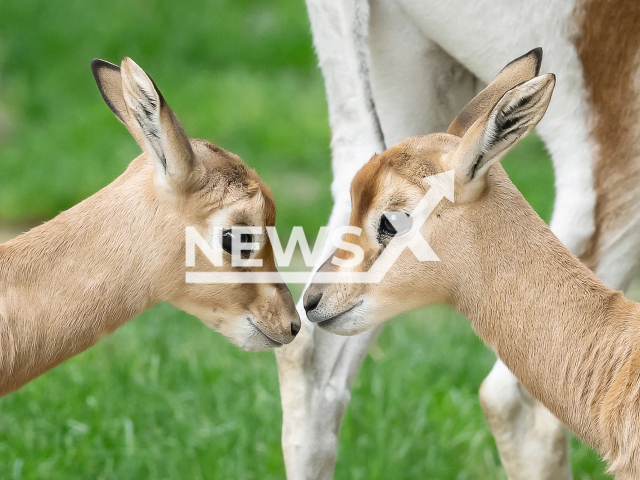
(481, 361, 573, 480)
(277, 186, 384, 479)
(276, 1, 385, 478)
(277, 315, 382, 479)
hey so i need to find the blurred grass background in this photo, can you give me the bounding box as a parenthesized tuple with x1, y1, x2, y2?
(0, 0, 610, 478)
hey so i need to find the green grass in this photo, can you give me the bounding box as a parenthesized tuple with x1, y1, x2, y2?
(0, 0, 611, 478)
(0, 0, 332, 236)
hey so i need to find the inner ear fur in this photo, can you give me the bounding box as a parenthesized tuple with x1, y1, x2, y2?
(455, 73, 556, 184)
(91, 58, 146, 149)
(93, 57, 197, 190)
(91, 59, 127, 124)
(447, 47, 543, 137)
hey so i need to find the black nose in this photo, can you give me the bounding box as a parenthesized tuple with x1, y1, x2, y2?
(291, 322, 300, 336)
(304, 291, 323, 313)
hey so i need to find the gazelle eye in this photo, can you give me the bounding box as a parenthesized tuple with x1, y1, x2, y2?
(221, 229, 234, 254)
(221, 229, 255, 259)
(240, 233, 254, 259)
(378, 211, 412, 239)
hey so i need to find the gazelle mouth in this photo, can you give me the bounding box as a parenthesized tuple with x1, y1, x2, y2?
(249, 319, 283, 347)
(317, 300, 363, 330)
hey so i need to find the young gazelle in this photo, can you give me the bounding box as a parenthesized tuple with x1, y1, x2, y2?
(304, 56, 640, 477)
(281, 1, 640, 477)
(0, 58, 300, 398)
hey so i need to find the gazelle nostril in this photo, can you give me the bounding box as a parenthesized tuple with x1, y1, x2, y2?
(304, 291, 323, 313)
(291, 322, 300, 337)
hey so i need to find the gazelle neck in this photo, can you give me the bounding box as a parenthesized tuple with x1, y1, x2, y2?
(452, 169, 640, 458)
(0, 156, 177, 396)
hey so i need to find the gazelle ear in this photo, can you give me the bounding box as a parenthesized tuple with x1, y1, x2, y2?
(91, 59, 150, 153)
(91, 60, 129, 126)
(447, 48, 543, 137)
(119, 57, 197, 189)
(452, 74, 555, 189)
(92, 58, 197, 190)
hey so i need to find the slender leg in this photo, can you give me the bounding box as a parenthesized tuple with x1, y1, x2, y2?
(277, 313, 382, 480)
(276, 1, 479, 478)
(277, 180, 383, 480)
(276, 1, 384, 478)
(480, 361, 573, 480)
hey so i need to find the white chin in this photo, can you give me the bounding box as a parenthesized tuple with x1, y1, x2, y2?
(239, 339, 277, 352)
(233, 321, 283, 352)
(316, 314, 372, 336)
(206, 315, 281, 352)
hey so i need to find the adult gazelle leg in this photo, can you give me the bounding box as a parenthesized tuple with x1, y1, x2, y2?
(480, 361, 573, 480)
(276, 1, 385, 478)
(276, 0, 479, 478)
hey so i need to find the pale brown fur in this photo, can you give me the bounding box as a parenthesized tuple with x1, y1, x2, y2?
(574, 0, 640, 269)
(305, 53, 640, 477)
(0, 58, 299, 398)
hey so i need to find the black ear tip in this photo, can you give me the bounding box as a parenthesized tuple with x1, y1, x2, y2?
(530, 47, 543, 74)
(91, 59, 102, 77)
(91, 59, 120, 79)
(502, 47, 544, 74)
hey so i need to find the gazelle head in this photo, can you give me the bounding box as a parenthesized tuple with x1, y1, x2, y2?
(92, 58, 300, 351)
(304, 49, 555, 335)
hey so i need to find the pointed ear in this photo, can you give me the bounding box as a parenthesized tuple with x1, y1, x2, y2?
(91, 59, 129, 126)
(447, 48, 543, 137)
(92, 59, 149, 161)
(93, 58, 196, 190)
(452, 74, 555, 189)
(119, 57, 197, 189)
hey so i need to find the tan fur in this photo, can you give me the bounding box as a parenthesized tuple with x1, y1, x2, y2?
(0, 59, 299, 397)
(574, 0, 640, 269)
(305, 53, 640, 477)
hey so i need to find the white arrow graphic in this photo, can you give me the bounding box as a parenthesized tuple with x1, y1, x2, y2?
(311, 169, 454, 284)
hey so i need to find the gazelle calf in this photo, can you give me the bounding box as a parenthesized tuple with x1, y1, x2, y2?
(280, 1, 640, 477)
(304, 53, 640, 478)
(0, 58, 300, 397)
